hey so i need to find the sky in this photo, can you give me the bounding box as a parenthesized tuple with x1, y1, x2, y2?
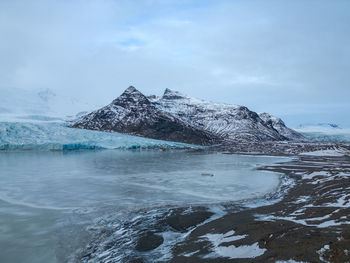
(0, 0, 349, 127)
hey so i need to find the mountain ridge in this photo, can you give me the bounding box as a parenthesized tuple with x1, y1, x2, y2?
(72, 86, 305, 145)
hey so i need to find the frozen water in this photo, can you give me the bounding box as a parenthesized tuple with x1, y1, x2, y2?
(0, 150, 285, 263)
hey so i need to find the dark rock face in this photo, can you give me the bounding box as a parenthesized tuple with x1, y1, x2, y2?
(259, 112, 306, 141)
(72, 86, 305, 145)
(135, 232, 164, 252)
(165, 210, 213, 232)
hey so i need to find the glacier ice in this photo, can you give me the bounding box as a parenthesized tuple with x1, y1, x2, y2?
(0, 122, 197, 151)
(295, 126, 350, 143)
(0, 87, 100, 120)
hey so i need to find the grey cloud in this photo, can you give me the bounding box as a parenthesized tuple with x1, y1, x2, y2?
(0, 0, 349, 126)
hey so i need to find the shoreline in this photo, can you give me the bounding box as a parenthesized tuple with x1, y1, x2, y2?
(78, 151, 350, 262)
(166, 154, 350, 262)
(76, 153, 289, 263)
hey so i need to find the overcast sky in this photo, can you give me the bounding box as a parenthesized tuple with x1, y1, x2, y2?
(1, 0, 349, 127)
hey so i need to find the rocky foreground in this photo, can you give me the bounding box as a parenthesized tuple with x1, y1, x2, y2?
(164, 154, 350, 263)
(78, 150, 350, 263)
(216, 141, 350, 156)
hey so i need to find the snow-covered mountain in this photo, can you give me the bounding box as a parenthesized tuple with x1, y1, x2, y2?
(153, 89, 290, 142)
(72, 86, 305, 145)
(259, 112, 305, 141)
(72, 87, 220, 145)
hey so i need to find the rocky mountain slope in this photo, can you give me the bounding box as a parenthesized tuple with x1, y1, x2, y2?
(259, 112, 305, 141)
(72, 86, 305, 145)
(71, 87, 220, 145)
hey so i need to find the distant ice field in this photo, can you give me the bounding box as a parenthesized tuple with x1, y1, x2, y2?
(296, 126, 350, 143)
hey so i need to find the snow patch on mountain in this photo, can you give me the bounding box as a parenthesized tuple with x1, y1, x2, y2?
(259, 112, 305, 141)
(72, 87, 219, 145)
(72, 87, 305, 145)
(153, 89, 303, 142)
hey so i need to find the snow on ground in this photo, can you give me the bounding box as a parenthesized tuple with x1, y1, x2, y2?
(258, 167, 350, 229)
(317, 244, 330, 263)
(300, 148, 349, 157)
(260, 213, 350, 229)
(201, 230, 266, 259)
(202, 230, 247, 245)
(301, 171, 329, 180)
(322, 194, 350, 208)
(292, 195, 311, 204)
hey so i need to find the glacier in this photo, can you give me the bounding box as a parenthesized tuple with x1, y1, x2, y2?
(0, 87, 100, 120)
(0, 121, 198, 151)
(295, 125, 350, 143)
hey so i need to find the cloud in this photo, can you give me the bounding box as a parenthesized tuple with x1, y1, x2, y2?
(0, 0, 349, 126)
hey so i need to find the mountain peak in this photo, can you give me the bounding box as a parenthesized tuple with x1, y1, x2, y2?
(259, 112, 282, 123)
(162, 88, 186, 100)
(113, 86, 150, 106)
(259, 112, 305, 141)
(122, 86, 141, 95)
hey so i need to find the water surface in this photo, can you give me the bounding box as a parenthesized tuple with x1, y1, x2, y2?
(0, 150, 286, 262)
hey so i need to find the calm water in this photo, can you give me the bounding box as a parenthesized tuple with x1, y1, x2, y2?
(0, 150, 286, 262)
